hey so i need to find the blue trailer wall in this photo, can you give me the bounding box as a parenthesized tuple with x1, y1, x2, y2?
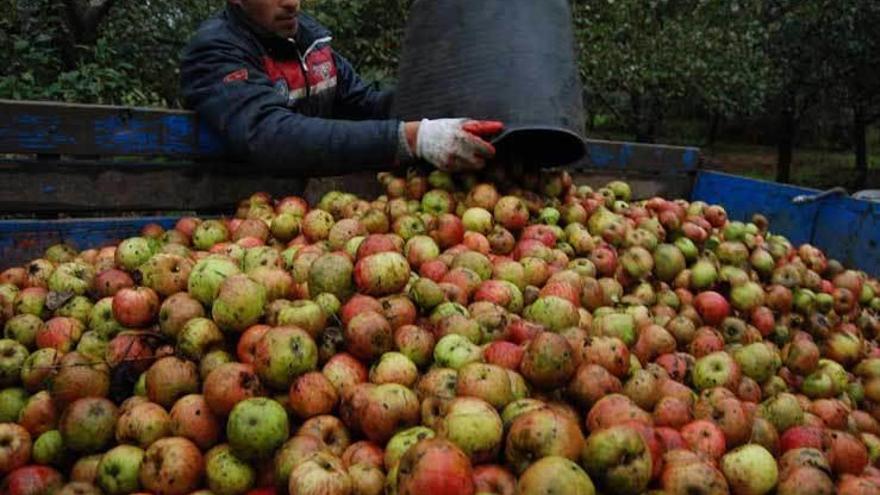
(692, 171, 880, 277)
(0, 217, 179, 266)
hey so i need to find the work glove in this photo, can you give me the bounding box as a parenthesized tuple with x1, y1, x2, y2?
(412, 118, 504, 172)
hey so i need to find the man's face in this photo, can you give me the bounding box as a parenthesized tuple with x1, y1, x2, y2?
(232, 0, 301, 38)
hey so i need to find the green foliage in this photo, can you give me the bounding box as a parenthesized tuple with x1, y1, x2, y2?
(0, 0, 221, 106)
(310, 0, 411, 87)
(0, 0, 406, 106)
(573, 0, 771, 141)
(97, 0, 223, 105)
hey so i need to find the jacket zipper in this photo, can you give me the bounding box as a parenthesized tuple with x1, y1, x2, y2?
(289, 36, 332, 102)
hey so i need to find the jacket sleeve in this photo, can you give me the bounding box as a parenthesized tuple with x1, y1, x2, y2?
(332, 52, 395, 120)
(180, 32, 401, 177)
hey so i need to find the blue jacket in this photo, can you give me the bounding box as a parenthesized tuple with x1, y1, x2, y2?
(180, 6, 402, 176)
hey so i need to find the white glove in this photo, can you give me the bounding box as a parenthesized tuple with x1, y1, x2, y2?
(414, 118, 501, 172)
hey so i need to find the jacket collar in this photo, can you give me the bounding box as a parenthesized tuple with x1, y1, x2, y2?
(226, 4, 331, 51)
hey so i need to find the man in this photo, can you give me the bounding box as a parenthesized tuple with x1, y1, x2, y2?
(180, 0, 502, 177)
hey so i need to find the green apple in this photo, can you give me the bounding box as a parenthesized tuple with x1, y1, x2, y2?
(581, 424, 651, 495)
(721, 444, 778, 495)
(227, 398, 289, 461)
(205, 443, 256, 495)
(97, 444, 145, 495)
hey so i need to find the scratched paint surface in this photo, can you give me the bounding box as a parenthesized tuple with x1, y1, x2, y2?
(0, 114, 77, 151)
(812, 197, 880, 277)
(91, 113, 224, 155)
(583, 139, 699, 172)
(0, 217, 178, 269)
(0, 101, 227, 157)
(2, 101, 876, 275)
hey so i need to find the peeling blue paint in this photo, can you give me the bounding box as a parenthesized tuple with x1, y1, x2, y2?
(619, 143, 633, 167)
(682, 148, 698, 169)
(0, 102, 228, 157)
(92, 114, 201, 155)
(582, 139, 699, 171)
(2, 101, 877, 276)
(0, 114, 76, 151)
(587, 143, 616, 168)
(0, 217, 179, 268)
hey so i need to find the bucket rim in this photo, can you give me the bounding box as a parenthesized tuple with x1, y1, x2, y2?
(492, 125, 587, 168)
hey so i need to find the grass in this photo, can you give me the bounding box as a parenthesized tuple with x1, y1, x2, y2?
(586, 122, 880, 190)
(701, 143, 880, 190)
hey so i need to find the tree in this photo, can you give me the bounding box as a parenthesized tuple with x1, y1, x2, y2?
(310, 0, 411, 86)
(0, 0, 407, 106)
(762, 0, 844, 183)
(572, 0, 770, 143)
(0, 0, 221, 106)
(826, 1, 880, 188)
(60, 0, 118, 66)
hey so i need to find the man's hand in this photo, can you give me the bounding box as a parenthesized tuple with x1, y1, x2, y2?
(404, 119, 504, 172)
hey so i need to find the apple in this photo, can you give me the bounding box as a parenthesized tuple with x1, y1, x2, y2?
(0, 388, 27, 423)
(733, 343, 779, 384)
(519, 332, 576, 390)
(518, 456, 595, 495)
(97, 445, 145, 495)
(1, 465, 64, 494)
(139, 437, 204, 495)
(111, 287, 159, 328)
(396, 438, 475, 495)
(227, 398, 289, 461)
(587, 394, 652, 431)
(274, 435, 328, 489)
(175, 317, 223, 361)
(433, 334, 482, 370)
(378, 427, 432, 473)
(59, 397, 118, 453)
(759, 392, 804, 434)
(115, 400, 171, 448)
(455, 362, 513, 408)
(254, 326, 319, 390)
(297, 415, 351, 457)
(720, 444, 778, 495)
(369, 352, 418, 387)
(438, 397, 503, 463)
(505, 408, 584, 473)
(692, 351, 741, 391)
(0, 339, 28, 386)
(680, 420, 727, 460)
(0, 423, 31, 474)
(342, 383, 419, 445)
(145, 356, 199, 408)
(581, 424, 652, 495)
(212, 274, 267, 332)
(287, 452, 352, 495)
(204, 444, 256, 495)
(472, 465, 516, 495)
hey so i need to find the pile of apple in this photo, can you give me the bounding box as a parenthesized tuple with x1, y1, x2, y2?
(2, 169, 880, 495)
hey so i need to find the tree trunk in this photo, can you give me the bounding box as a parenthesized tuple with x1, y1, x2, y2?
(776, 108, 796, 184)
(632, 92, 658, 143)
(630, 92, 646, 142)
(707, 112, 721, 147)
(854, 107, 868, 189)
(59, 0, 118, 68)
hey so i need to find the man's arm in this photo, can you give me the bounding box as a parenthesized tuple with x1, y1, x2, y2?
(332, 52, 395, 120)
(180, 34, 401, 176)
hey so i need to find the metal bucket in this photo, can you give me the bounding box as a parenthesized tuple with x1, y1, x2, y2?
(393, 0, 587, 168)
